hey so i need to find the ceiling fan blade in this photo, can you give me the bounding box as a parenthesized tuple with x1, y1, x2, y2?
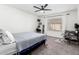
(35, 10, 41, 12)
(33, 6, 41, 9)
(44, 9, 52, 11)
(44, 4, 48, 8)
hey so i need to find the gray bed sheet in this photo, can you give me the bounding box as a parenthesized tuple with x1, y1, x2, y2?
(13, 32, 47, 52)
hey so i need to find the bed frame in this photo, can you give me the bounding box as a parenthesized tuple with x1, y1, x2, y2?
(17, 39, 46, 55)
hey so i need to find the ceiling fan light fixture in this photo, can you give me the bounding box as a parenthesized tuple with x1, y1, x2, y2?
(39, 10, 45, 13)
(34, 4, 51, 13)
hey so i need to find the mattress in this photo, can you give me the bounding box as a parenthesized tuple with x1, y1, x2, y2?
(0, 42, 17, 55)
(13, 32, 47, 52)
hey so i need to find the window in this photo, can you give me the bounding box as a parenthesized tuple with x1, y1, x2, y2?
(48, 17, 62, 31)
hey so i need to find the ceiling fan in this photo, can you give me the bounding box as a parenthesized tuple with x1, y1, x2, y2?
(33, 4, 52, 13)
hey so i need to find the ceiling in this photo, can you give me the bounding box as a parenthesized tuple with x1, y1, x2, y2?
(8, 4, 78, 16)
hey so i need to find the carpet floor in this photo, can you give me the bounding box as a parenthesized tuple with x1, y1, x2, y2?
(31, 36, 79, 55)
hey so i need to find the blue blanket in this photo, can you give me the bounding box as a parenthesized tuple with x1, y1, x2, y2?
(13, 32, 47, 52)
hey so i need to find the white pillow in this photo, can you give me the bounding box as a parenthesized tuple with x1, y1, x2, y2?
(0, 29, 15, 44)
(5, 31, 15, 43)
(2, 34, 12, 44)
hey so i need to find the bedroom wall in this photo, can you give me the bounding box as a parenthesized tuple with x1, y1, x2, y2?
(65, 9, 78, 31)
(39, 9, 77, 38)
(77, 6, 79, 23)
(0, 5, 38, 33)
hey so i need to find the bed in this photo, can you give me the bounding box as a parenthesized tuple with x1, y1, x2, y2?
(0, 31, 47, 55)
(13, 32, 47, 55)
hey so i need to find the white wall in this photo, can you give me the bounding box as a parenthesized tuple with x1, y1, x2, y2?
(77, 6, 79, 23)
(40, 9, 77, 38)
(65, 9, 78, 31)
(0, 5, 38, 33)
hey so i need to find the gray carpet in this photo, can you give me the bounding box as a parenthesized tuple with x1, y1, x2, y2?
(31, 36, 79, 55)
